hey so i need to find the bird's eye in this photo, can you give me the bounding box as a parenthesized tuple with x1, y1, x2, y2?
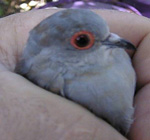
(71, 31, 95, 50)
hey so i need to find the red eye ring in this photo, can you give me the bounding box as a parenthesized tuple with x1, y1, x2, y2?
(70, 31, 95, 50)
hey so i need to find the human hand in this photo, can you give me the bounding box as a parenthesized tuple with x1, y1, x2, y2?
(0, 9, 150, 140)
(98, 10, 150, 140)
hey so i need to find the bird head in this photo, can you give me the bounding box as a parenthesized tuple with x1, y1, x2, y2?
(26, 9, 135, 60)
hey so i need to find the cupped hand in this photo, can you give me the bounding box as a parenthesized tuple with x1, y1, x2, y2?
(0, 9, 150, 140)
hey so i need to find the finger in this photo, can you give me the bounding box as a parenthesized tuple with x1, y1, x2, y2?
(129, 84, 150, 140)
(0, 71, 127, 140)
(0, 9, 61, 72)
(94, 10, 150, 88)
(0, 9, 150, 72)
(1, 9, 150, 137)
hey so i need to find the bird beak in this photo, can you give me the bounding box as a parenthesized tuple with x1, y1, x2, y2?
(102, 33, 136, 51)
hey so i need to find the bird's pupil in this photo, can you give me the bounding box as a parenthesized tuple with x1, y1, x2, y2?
(75, 34, 90, 48)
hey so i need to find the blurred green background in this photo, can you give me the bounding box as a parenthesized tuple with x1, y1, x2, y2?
(0, 0, 53, 17)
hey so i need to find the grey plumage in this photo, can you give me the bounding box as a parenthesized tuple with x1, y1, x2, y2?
(16, 9, 136, 135)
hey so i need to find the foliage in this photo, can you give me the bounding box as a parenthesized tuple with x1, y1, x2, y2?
(0, 0, 50, 17)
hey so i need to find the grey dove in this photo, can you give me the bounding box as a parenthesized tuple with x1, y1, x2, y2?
(15, 9, 136, 135)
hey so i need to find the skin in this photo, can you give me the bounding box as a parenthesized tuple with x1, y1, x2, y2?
(0, 8, 150, 140)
